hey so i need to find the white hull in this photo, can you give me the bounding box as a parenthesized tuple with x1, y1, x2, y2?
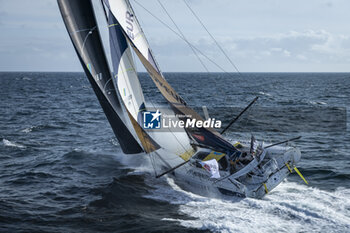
(165, 143, 301, 199)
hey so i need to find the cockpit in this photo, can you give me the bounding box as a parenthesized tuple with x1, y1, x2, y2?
(192, 143, 254, 174)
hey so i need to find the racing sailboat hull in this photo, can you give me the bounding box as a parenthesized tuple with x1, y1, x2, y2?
(170, 144, 301, 199)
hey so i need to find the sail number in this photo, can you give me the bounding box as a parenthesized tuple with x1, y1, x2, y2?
(126, 11, 134, 40)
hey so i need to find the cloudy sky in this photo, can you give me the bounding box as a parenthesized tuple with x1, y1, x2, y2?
(0, 0, 349, 72)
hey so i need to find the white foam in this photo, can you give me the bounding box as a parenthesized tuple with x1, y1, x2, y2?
(258, 91, 272, 97)
(2, 139, 26, 149)
(309, 100, 327, 106)
(144, 178, 350, 233)
(116, 152, 154, 174)
(21, 126, 35, 133)
(21, 125, 46, 133)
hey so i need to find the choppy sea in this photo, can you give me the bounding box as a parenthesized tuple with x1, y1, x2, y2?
(0, 72, 349, 232)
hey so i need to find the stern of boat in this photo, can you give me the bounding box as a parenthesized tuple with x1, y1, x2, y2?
(247, 146, 301, 198)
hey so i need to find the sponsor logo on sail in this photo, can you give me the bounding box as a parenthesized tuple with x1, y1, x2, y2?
(126, 11, 134, 40)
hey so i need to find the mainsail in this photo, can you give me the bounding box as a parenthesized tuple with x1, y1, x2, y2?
(104, 5, 162, 153)
(106, 7, 145, 121)
(57, 0, 144, 154)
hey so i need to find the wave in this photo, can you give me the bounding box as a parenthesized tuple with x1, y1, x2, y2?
(144, 178, 350, 233)
(258, 91, 272, 97)
(2, 139, 26, 149)
(21, 126, 36, 133)
(109, 137, 120, 147)
(20, 124, 65, 133)
(309, 100, 327, 106)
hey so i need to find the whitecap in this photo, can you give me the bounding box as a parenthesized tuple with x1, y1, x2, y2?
(2, 139, 26, 149)
(309, 100, 327, 106)
(110, 137, 120, 147)
(21, 126, 35, 133)
(258, 91, 272, 97)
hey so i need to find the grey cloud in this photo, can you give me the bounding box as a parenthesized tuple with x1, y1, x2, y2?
(1, 0, 350, 72)
(148, 30, 350, 72)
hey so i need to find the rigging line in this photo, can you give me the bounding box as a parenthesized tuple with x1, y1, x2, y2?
(132, 0, 230, 74)
(130, 4, 191, 105)
(103, 77, 114, 93)
(126, 0, 164, 75)
(157, 0, 209, 73)
(70, 28, 95, 34)
(150, 152, 158, 176)
(100, 0, 108, 22)
(81, 26, 97, 53)
(183, 0, 243, 76)
(154, 150, 173, 169)
(243, 103, 255, 143)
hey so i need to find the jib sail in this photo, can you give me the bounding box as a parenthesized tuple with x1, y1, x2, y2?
(103, 0, 237, 153)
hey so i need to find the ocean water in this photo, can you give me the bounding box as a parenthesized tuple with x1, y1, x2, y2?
(0, 72, 349, 232)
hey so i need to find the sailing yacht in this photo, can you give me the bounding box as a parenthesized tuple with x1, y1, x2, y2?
(57, 0, 305, 198)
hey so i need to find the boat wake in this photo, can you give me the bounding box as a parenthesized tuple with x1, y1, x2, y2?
(144, 177, 350, 233)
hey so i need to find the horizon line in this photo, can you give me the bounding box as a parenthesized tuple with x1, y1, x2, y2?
(1, 71, 350, 74)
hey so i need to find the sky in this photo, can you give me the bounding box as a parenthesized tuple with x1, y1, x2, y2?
(0, 0, 350, 72)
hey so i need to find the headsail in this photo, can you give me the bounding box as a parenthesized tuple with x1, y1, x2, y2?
(104, 0, 237, 153)
(106, 7, 146, 120)
(57, 0, 143, 154)
(100, 0, 192, 157)
(103, 0, 186, 105)
(102, 4, 161, 153)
